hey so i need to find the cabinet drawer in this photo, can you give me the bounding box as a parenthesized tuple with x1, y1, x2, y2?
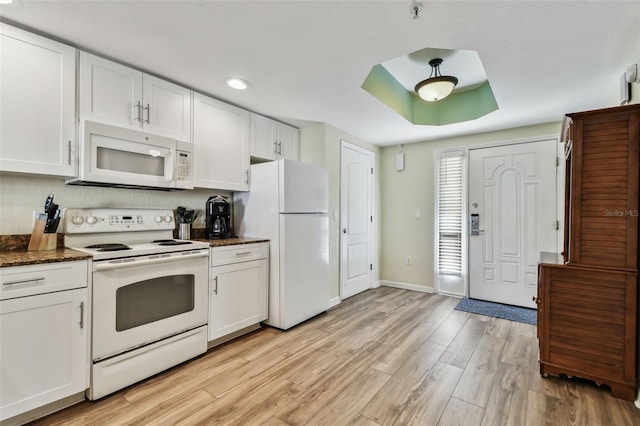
(0, 260, 88, 300)
(210, 243, 268, 266)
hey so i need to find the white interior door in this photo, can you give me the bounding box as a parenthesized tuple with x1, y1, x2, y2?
(469, 139, 557, 308)
(340, 142, 373, 300)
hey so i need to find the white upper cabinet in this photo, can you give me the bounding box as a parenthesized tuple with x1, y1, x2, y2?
(250, 113, 298, 162)
(193, 93, 250, 191)
(78, 52, 142, 131)
(79, 52, 191, 141)
(250, 113, 278, 161)
(0, 23, 77, 177)
(277, 121, 299, 161)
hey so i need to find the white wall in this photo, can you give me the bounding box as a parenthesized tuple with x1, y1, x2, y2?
(299, 123, 382, 302)
(379, 121, 562, 289)
(0, 174, 229, 234)
(631, 78, 640, 104)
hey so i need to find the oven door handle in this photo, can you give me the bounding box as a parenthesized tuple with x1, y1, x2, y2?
(93, 251, 209, 271)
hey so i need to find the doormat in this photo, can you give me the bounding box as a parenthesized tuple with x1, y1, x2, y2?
(454, 297, 537, 325)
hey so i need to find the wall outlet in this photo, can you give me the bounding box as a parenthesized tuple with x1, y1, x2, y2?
(406, 256, 412, 265)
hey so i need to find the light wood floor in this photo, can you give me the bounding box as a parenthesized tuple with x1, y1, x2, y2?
(33, 287, 640, 425)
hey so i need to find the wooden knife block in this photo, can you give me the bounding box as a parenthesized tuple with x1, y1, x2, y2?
(28, 219, 57, 251)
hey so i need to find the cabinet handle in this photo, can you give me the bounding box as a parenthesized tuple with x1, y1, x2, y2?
(134, 101, 142, 122)
(213, 276, 218, 295)
(277, 141, 282, 155)
(235, 251, 252, 256)
(79, 301, 84, 329)
(144, 103, 150, 124)
(244, 169, 249, 184)
(273, 140, 278, 154)
(3, 277, 45, 286)
(67, 140, 72, 165)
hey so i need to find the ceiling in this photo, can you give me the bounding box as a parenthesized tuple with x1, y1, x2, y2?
(1, 1, 639, 146)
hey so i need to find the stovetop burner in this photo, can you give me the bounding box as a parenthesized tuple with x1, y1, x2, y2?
(85, 243, 132, 252)
(152, 239, 193, 246)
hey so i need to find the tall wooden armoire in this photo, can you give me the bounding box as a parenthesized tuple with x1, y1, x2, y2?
(537, 104, 640, 400)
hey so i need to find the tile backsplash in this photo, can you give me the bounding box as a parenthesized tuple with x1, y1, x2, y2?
(0, 174, 230, 235)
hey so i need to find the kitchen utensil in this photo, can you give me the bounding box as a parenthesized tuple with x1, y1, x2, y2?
(178, 223, 191, 240)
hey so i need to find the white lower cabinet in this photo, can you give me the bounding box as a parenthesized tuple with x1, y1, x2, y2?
(0, 261, 88, 423)
(209, 244, 268, 342)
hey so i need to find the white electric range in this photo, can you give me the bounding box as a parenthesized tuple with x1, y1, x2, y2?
(64, 208, 209, 400)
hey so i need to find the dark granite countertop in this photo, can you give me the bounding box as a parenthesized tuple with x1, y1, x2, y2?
(195, 237, 270, 247)
(0, 234, 268, 268)
(0, 249, 92, 268)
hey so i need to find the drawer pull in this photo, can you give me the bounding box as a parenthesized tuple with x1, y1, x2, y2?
(79, 302, 84, 329)
(3, 277, 45, 286)
(235, 251, 252, 256)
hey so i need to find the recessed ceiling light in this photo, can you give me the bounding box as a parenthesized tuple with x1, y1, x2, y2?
(0, 0, 15, 4)
(227, 79, 249, 90)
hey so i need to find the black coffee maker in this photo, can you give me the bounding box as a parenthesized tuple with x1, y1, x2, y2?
(206, 195, 232, 239)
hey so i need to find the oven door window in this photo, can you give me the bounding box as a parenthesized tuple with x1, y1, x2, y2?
(115, 274, 194, 331)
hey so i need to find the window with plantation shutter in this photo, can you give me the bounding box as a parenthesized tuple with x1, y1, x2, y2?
(437, 153, 463, 276)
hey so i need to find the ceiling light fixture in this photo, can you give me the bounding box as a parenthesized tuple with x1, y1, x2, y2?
(415, 58, 458, 102)
(227, 78, 249, 90)
(410, 2, 423, 19)
(0, 0, 15, 4)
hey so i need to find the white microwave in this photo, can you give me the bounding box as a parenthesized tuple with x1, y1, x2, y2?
(66, 121, 193, 190)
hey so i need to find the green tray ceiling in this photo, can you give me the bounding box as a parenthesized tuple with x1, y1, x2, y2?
(362, 64, 499, 126)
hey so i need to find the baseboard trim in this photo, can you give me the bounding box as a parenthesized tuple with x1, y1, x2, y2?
(372, 280, 382, 288)
(381, 280, 434, 293)
(328, 296, 341, 308)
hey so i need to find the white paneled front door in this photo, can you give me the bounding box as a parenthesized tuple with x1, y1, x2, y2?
(340, 142, 373, 300)
(468, 140, 558, 308)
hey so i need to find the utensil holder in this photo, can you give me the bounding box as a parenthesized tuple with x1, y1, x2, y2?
(178, 223, 191, 240)
(28, 219, 57, 251)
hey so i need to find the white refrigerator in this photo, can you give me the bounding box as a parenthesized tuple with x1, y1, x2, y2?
(234, 159, 329, 330)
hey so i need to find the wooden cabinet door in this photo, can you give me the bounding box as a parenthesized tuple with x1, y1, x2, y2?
(0, 23, 77, 177)
(277, 122, 299, 161)
(567, 106, 639, 270)
(0, 288, 88, 421)
(539, 264, 637, 399)
(142, 74, 191, 141)
(193, 93, 250, 191)
(79, 51, 143, 131)
(250, 113, 278, 161)
(209, 259, 268, 341)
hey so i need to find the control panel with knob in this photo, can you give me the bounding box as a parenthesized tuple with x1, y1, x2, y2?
(64, 208, 177, 234)
(70, 215, 84, 225)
